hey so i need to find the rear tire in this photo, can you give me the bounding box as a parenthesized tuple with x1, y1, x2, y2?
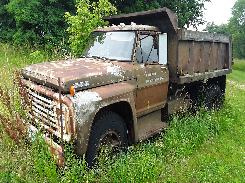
(85, 111, 128, 168)
(204, 84, 223, 110)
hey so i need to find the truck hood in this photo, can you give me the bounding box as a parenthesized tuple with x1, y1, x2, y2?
(22, 58, 135, 92)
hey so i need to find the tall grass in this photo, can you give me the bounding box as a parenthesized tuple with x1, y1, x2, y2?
(228, 59, 245, 83)
(0, 44, 244, 182)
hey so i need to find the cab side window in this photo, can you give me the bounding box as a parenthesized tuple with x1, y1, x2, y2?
(136, 35, 159, 63)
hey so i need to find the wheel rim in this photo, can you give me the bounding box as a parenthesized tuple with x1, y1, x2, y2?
(97, 130, 121, 158)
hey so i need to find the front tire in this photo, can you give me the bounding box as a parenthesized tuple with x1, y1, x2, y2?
(85, 111, 128, 167)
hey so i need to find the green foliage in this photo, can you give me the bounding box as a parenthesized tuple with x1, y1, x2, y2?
(232, 59, 245, 72)
(205, 22, 230, 35)
(206, 0, 245, 59)
(0, 134, 59, 182)
(6, 0, 75, 51)
(0, 0, 15, 42)
(109, 0, 210, 28)
(229, 0, 245, 58)
(228, 59, 245, 83)
(1, 0, 210, 52)
(65, 0, 117, 56)
(59, 145, 97, 182)
(30, 136, 59, 183)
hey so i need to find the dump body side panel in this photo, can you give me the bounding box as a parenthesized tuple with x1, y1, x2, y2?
(168, 29, 232, 84)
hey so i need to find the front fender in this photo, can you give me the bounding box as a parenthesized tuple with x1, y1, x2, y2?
(71, 82, 137, 156)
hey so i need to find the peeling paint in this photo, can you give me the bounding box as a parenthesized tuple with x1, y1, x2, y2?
(71, 91, 102, 125)
(20, 8, 232, 164)
(86, 72, 103, 77)
(106, 65, 124, 77)
(73, 91, 102, 107)
(22, 57, 134, 92)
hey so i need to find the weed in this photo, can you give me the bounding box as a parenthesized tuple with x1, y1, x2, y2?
(30, 135, 60, 183)
(0, 75, 28, 144)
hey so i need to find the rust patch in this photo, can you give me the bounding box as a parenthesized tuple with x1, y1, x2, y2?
(45, 136, 64, 167)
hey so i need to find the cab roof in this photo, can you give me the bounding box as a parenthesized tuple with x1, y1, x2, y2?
(95, 23, 159, 32)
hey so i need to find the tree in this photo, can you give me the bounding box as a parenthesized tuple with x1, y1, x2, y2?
(0, 0, 15, 42)
(108, 0, 210, 28)
(205, 0, 245, 59)
(205, 22, 230, 35)
(229, 0, 245, 58)
(6, 0, 75, 50)
(65, 0, 116, 56)
(1, 0, 211, 52)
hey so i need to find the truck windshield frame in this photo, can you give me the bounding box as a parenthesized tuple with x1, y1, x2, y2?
(84, 31, 136, 62)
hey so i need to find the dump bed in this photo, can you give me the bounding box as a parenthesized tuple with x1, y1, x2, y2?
(105, 8, 232, 84)
(168, 29, 232, 84)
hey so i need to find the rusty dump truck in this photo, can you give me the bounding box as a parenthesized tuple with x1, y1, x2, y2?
(21, 8, 232, 166)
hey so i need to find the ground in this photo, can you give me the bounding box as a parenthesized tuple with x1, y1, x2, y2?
(0, 44, 244, 182)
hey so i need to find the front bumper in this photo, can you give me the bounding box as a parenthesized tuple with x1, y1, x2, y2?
(28, 124, 65, 166)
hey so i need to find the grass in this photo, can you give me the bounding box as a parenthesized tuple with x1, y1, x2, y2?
(228, 59, 245, 83)
(0, 44, 245, 182)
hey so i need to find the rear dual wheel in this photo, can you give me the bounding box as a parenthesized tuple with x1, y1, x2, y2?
(204, 84, 224, 110)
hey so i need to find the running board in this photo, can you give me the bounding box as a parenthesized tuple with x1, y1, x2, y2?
(137, 110, 168, 141)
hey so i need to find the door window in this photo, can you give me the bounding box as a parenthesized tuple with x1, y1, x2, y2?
(136, 35, 159, 63)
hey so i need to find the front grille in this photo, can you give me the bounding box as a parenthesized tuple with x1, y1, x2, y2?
(27, 88, 58, 127)
(26, 87, 71, 141)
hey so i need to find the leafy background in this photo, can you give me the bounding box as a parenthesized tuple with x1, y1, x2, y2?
(0, 0, 244, 58)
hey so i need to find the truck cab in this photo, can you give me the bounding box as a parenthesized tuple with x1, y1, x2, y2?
(86, 24, 169, 115)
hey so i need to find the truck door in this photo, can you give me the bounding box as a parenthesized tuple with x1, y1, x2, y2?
(135, 33, 169, 117)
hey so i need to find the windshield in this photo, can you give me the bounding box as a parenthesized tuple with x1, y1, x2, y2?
(84, 31, 135, 61)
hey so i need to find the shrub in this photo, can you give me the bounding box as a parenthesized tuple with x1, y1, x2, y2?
(65, 0, 117, 56)
(6, 0, 75, 52)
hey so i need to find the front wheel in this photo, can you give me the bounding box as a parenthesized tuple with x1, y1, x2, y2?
(85, 111, 128, 167)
